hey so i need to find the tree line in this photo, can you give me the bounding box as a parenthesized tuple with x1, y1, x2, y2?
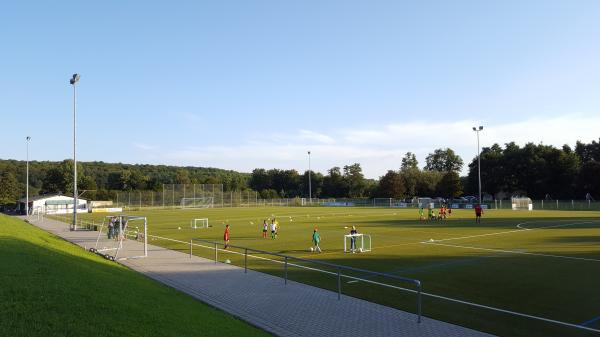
(0, 138, 598, 205)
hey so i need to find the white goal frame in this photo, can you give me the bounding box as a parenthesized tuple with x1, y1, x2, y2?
(191, 218, 209, 229)
(511, 197, 533, 211)
(92, 215, 148, 260)
(344, 234, 372, 253)
(181, 197, 214, 209)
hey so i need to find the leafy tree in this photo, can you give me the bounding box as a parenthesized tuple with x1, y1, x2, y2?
(376, 170, 406, 198)
(0, 172, 20, 204)
(343, 163, 366, 197)
(424, 148, 463, 172)
(579, 161, 600, 199)
(400, 152, 419, 171)
(437, 171, 463, 198)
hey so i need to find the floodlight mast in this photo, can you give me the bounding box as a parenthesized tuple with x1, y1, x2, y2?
(472, 126, 484, 204)
(26, 136, 31, 217)
(70, 74, 80, 231)
(308, 151, 312, 204)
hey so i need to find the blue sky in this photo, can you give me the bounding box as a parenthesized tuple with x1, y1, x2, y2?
(1, 1, 599, 178)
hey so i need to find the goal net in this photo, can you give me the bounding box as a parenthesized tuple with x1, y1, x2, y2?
(344, 234, 372, 253)
(92, 215, 148, 261)
(191, 218, 209, 229)
(181, 197, 214, 209)
(512, 197, 533, 211)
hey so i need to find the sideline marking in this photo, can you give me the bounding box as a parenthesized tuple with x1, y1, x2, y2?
(423, 241, 600, 263)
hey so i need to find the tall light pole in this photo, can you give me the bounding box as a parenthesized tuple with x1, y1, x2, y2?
(472, 126, 483, 204)
(307, 151, 312, 204)
(70, 73, 80, 231)
(26, 136, 31, 216)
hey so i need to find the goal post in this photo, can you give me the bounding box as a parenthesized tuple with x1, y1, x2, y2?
(511, 197, 533, 211)
(191, 218, 209, 229)
(181, 197, 214, 209)
(92, 215, 148, 261)
(344, 234, 372, 253)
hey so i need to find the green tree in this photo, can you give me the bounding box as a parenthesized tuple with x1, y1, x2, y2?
(437, 171, 463, 198)
(400, 152, 419, 171)
(0, 172, 20, 204)
(343, 163, 366, 197)
(424, 148, 463, 172)
(376, 170, 406, 198)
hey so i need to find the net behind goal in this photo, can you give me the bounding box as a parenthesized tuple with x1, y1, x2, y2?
(181, 197, 214, 209)
(344, 234, 372, 253)
(512, 197, 533, 211)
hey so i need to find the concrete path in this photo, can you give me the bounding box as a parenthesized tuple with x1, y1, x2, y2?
(27, 216, 495, 337)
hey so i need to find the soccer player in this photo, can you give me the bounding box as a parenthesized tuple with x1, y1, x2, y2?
(475, 204, 483, 224)
(428, 207, 435, 221)
(107, 216, 115, 239)
(270, 220, 277, 239)
(349, 225, 358, 253)
(312, 228, 322, 253)
(418, 207, 425, 221)
(224, 224, 230, 249)
(262, 219, 268, 238)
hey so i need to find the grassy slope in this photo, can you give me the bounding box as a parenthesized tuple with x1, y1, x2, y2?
(0, 214, 269, 337)
(78, 207, 600, 337)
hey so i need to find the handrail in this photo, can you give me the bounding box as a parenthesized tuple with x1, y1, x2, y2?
(191, 237, 422, 323)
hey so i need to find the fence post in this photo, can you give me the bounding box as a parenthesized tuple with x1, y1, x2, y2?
(244, 248, 248, 273)
(189, 239, 192, 259)
(214, 242, 218, 264)
(542, 199, 544, 209)
(337, 267, 341, 300)
(556, 200, 559, 209)
(572, 200, 574, 209)
(284, 257, 288, 285)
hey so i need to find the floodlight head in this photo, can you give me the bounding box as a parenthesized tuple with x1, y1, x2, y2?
(472, 127, 477, 131)
(26, 136, 31, 141)
(479, 126, 483, 130)
(308, 151, 311, 155)
(70, 73, 80, 85)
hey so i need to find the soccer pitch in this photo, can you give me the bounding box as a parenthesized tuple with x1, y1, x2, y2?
(76, 207, 600, 337)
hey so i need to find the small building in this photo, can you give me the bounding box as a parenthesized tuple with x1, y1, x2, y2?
(18, 194, 88, 215)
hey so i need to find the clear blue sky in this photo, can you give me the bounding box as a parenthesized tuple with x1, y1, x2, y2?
(2, 1, 599, 178)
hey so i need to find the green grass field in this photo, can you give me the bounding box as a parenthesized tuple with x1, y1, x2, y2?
(0, 214, 269, 337)
(75, 206, 600, 337)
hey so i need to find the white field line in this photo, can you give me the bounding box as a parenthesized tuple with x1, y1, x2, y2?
(428, 220, 599, 243)
(424, 242, 600, 263)
(147, 233, 599, 334)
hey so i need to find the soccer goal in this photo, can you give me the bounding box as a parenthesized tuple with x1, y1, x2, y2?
(92, 215, 148, 261)
(512, 197, 533, 211)
(191, 218, 209, 229)
(344, 234, 372, 253)
(181, 197, 214, 209)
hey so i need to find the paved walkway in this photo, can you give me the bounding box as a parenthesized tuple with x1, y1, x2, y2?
(27, 216, 495, 337)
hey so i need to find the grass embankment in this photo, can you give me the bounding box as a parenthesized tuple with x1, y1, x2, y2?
(0, 214, 269, 337)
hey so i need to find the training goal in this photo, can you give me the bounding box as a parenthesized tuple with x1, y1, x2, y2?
(181, 197, 214, 209)
(92, 215, 148, 261)
(344, 234, 372, 253)
(191, 218, 209, 229)
(512, 197, 533, 211)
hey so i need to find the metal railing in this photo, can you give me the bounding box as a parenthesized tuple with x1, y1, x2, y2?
(188, 237, 422, 323)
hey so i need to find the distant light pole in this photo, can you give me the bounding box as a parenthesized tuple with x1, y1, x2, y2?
(472, 126, 483, 204)
(307, 151, 312, 204)
(26, 136, 31, 216)
(70, 73, 80, 231)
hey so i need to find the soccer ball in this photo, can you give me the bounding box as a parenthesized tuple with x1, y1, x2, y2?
(178, 226, 182, 230)
(310, 247, 314, 252)
(225, 259, 231, 264)
(358, 248, 363, 253)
